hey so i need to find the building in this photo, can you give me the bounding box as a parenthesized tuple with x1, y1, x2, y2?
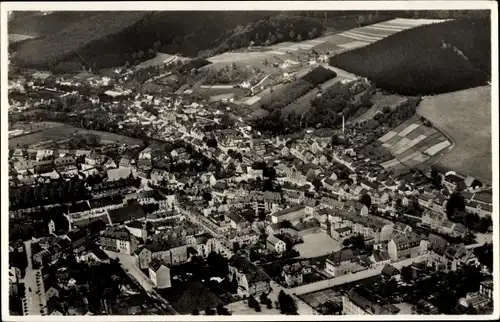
(148, 259, 172, 289)
(266, 235, 286, 254)
(228, 256, 271, 298)
(134, 239, 188, 269)
(387, 233, 428, 261)
(271, 205, 312, 224)
(192, 233, 218, 258)
(331, 226, 353, 242)
(281, 260, 313, 287)
(342, 287, 400, 315)
(325, 249, 364, 277)
(101, 227, 139, 255)
(381, 264, 401, 282)
(479, 279, 493, 300)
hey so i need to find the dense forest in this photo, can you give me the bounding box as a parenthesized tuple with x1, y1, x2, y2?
(11, 10, 489, 71)
(329, 18, 491, 95)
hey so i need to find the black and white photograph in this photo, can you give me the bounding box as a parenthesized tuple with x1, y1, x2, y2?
(1, 1, 498, 320)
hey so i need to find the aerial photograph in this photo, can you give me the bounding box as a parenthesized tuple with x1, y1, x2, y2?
(2, 4, 496, 318)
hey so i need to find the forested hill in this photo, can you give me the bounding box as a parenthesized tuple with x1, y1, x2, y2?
(329, 18, 491, 95)
(10, 10, 491, 72)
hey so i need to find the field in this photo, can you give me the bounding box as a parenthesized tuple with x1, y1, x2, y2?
(9, 122, 144, 148)
(354, 91, 409, 123)
(136, 53, 190, 69)
(417, 86, 492, 183)
(378, 116, 451, 173)
(330, 18, 491, 95)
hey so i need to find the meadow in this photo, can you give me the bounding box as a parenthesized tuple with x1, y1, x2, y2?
(417, 85, 492, 183)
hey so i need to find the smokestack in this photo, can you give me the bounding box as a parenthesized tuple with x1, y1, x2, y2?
(342, 115, 345, 135)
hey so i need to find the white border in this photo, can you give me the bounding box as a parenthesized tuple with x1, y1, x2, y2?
(1, 2, 498, 321)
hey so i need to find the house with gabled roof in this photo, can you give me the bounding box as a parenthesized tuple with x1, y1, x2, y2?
(228, 256, 271, 297)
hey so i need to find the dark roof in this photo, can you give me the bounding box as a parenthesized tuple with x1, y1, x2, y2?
(145, 239, 186, 252)
(89, 195, 124, 209)
(229, 256, 270, 283)
(108, 200, 145, 224)
(92, 247, 109, 261)
(102, 227, 135, 242)
(381, 264, 400, 276)
(327, 248, 356, 264)
(149, 258, 166, 271)
(68, 201, 91, 214)
(473, 192, 492, 204)
(67, 219, 106, 242)
(126, 220, 144, 229)
(272, 205, 305, 218)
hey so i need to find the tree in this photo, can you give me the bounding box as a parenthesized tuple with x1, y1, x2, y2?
(343, 234, 365, 250)
(207, 252, 229, 278)
(296, 34, 302, 42)
(216, 304, 230, 315)
(278, 290, 298, 315)
(463, 232, 476, 245)
(138, 50, 145, 60)
(311, 177, 322, 191)
(153, 40, 162, 51)
(205, 306, 216, 315)
(446, 192, 466, 219)
(248, 295, 259, 309)
(400, 265, 414, 283)
(331, 134, 344, 146)
(202, 191, 212, 202)
(473, 243, 493, 271)
(359, 194, 372, 208)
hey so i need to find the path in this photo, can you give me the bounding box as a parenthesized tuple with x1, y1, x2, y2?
(21, 240, 48, 316)
(104, 250, 179, 314)
(289, 254, 428, 295)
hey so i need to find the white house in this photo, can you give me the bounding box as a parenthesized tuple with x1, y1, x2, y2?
(149, 259, 172, 289)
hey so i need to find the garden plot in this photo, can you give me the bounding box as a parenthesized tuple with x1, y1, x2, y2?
(377, 115, 450, 172)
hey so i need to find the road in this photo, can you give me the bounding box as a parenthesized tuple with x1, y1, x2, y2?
(104, 250, 154, 293)
(21, 240, 48, 316)
(289, 254, 428, 295)
(104, 250, 179, 314)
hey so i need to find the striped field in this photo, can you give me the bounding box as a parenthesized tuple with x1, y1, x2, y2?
(378, 116, 451, 172)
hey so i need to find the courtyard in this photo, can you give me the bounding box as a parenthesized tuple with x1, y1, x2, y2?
(293, 232, 341, 258)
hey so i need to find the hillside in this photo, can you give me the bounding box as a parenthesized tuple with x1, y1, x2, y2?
(329, 18, 491, 95)
(11, 11, 278, 70)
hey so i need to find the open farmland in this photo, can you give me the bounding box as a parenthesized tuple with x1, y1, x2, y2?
(378, 116, 451, 173)
(136, 53, 190, 69)
(9, 122, 144, 148)
(417, 86, 492, 183)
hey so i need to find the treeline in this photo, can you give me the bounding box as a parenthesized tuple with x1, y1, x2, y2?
(10, 179, 90, 210)
(301, 66, 337, 86)
(214, 14, 325, 54)
(261, 80, 313, 112)
(329, 18, 491, 95)
(204, 64, 263, 85)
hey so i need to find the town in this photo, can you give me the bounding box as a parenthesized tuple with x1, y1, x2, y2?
(6, 9, 495, 317)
